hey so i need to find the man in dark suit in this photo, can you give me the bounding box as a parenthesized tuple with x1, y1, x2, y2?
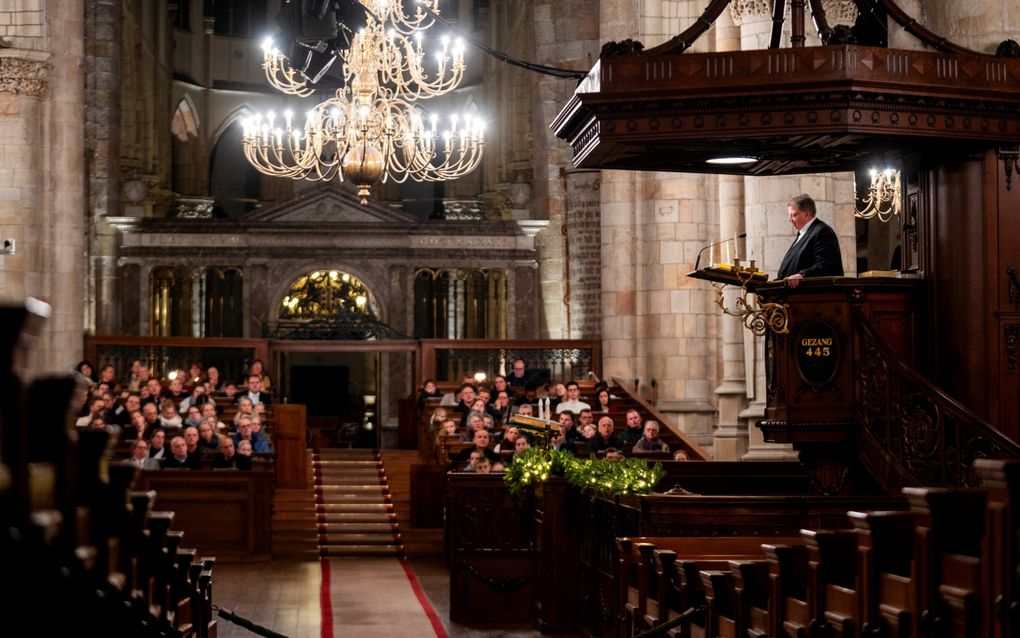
(777, 194, 844, 288)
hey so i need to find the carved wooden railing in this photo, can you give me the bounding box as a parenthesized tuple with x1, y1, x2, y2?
(853, 308, 1020, 488)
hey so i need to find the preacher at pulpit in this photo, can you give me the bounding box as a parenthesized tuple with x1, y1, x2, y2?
(777, 194, 844, 288)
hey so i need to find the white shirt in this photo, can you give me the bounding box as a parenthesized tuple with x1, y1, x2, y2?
(794, 216, 817, 243)
(556, 399, 591, 414)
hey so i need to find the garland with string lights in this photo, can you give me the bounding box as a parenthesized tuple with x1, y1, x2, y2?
(504, 448, 665, 497)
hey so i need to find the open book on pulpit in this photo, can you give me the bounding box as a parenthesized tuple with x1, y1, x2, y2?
(687, 261, 769, 291)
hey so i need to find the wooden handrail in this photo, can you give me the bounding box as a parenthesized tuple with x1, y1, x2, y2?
(611, 376, 711, 460)
(853, 307, 1020, 487)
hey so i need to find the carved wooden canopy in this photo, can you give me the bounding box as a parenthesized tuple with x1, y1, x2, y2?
(552, 44, 1020, 176)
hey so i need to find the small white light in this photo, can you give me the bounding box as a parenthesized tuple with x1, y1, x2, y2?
(705, 156, 758, 165)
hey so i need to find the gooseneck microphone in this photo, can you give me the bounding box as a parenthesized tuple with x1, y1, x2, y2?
(695, 232, 747, 270)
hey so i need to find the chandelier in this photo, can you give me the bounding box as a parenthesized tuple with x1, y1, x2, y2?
(244, 0, 484, 204)
(854, 168, 901, 222)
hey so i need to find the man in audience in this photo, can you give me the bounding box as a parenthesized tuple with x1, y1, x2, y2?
(141, 378, 163, 407)
(178, 383, 211, 414)
(233, 416, 270, 453)
(454, 430, 500, 467)
(161, 434, 202, 469)
(515, 403, 534, 417)
(587, 415, 621, 453)
(182, 425, 214, 465)
(111, 393, 141, 426)
(556, 381, 591, 414)
(557, 411, 581, 444)
(506, 358, 530, 386)
(576, 408, 594, 433)
(163, 376, 188, 403)
(239, 374, 271, 406)
(632, 421, 670, 453)
(212, 435, 251, 470)
(618, 409, 644, 450)
(122, 438, 160, 470)
(455, 383, 477, 415)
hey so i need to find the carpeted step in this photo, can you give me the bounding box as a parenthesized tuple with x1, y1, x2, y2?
(316, 502, 393, 513)
(316, 511, 394, 524)
(319, 532, 401, 544)
(319, 545, 404, 557)
(317, 522, 398, 534)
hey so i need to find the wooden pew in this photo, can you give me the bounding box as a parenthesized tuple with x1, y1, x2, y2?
(974, 458, 1020, 638)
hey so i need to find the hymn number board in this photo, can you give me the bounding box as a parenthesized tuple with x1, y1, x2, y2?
(795, 320, 840, 387)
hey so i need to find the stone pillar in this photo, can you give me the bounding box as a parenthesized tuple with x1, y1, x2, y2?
(713, 175, 749, 460)
(0, 0, 87, 376)
(85, 0, 122, 335)
(564, 170, 602, 338)
(530, 0, 600, 338)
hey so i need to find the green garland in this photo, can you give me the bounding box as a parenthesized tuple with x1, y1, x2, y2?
(503, 448, 665, 497)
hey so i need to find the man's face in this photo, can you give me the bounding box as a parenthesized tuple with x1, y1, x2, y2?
(478, 390, 491, 403)
(184, 427, 199, 448)
(133, 440, 148, 459)
(171, 437, 187, 457)
(567, 384, 580, 400)
(512, 360, 525, 376)
(125, 395, 140, 411)
(202, 403, 216, 418)
(169, 378, 183, 393)
(469, 451, 483, 465)
(643, 422, 660, 439)
(515, 437, 529, 452)
(473, 431, 490, 448)
(475, 459, 492, 474)
(598, 418, 614, 438)
(147, 379, 161, 395)
(579, 411, 593, 425)
(518, 404, 533, 416)
(460, 387, 476, 404)
(219, 438, 235, 457)
(559, 413, 573, 428)
(493, 377, 507, 391)
(238, 419, 253, 438)
(626, 411, 641, 428)
(788, 204, 811, 231)
(248, 376, 262, 392)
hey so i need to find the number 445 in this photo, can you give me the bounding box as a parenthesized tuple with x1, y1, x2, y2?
(805, 347, 830, 357)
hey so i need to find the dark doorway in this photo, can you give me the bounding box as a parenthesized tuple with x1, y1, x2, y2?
(290, 365, 350, 417)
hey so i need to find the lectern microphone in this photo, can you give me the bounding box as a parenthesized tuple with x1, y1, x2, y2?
(695, 232, 747, 270)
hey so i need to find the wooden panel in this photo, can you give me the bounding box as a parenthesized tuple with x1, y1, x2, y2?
(274, 403, 307, 489)
(135, 468, 274, 562)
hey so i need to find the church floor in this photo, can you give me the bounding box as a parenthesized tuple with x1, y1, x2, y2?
(212, 557, 558, 638)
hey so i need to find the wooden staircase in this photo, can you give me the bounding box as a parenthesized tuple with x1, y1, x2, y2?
(271, 450, 318, 560)
(313, 448, 404, 557)
(380, 449, 445, 557)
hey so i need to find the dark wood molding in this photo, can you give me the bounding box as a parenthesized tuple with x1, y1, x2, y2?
(553, 45, 1020, 176)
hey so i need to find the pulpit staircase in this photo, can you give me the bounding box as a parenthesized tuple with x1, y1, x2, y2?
(312, 448, 404, 557)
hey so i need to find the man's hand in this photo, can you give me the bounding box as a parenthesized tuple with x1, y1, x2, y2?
(785, 273, 804, 288)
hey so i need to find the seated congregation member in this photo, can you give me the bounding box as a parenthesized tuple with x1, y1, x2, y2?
(161, 434, 202, 469)
(438, 418, 458, 437)
(417, 378, 443, 411)
(587, 416, 621, 453)
(510, 435, 530, 460)
(515, 403, 534, 417)
(111, 393, 141, 426)
(206, 366, 223, 392)
(454, 430, 501, 467)
(548, 382, 567, 409)
(455, 382, 478, 415)
(459, 411, 487, 443)
(201, 402, 226, 431)
(576, 408, 595, 434)
(580, 423, 596, 441)
(124, 410, 150, 441)
(233, 415, 270, 453)
(141, 401, 162, 433)
(162, 376, 189, 403)
(183, 425, 215, 465)
(98, 363, 119, 390)
(75, 397, 107, 428)
(244, 358, 272, 392)
(148, 428, 167, 460)
(182, 405, 204, 428)
(493, 426, 522, 453)
(557, 381, 591, 414)
(632, 421, 670, 453)
(212, 436, 252, 470)
(473, 457, 494, 474)
(491, 390, 513, 424)
(490, 375, 520, 406)
(557, 411, 581, 444)
(249, 414, 273, 451)
(140, 378, 163, 407)
(549, 425, 575, 454)
(594, 388, 615, 414)
(197, 419, 220, 455)
(178, 383, 211, 415)
(673, 449, 690, 461)
(618, 409, 644, 450)
(158, 399, 182, 430)
(122, 438, 160, 470)
(604, 449, 626, 462)
(233, 396, 255, 425)
(239, 373, 271, 406)
(75, 360, 97, 384)
(237, 439, 254, 458)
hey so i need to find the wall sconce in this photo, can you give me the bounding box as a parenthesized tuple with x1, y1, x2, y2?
(855, 168, 901, 222)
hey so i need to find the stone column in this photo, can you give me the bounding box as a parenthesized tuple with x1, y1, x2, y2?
(713, 175, 749, 460)
(0, 0, 87, 376)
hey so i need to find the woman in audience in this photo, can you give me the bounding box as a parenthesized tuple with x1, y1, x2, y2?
(510, 435, 530, 461)
(594, 388, 615, 413)
(206, 366, 223, 392)
(148, 428, 167, 460)
(493, 426, 521, 453)
(246, 359, 272, 391)
(429, 406, 449, 433)
(459, 412, 487, 442)
(198, 419, 220, 455)
(75, 360, 97, 383)
(632, 421, 670, 453)
(234, 396, 255, 425)
(125, 410, 149, 440)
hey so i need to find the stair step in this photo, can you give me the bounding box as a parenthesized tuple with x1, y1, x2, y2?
(319, 533, 400, 544)
(314, 476, 386, 485)
(319, 546, 404, 557)
(316, 522, 398, 534)
(315, 512, 394, 524)
(316, 502, 393, 513)
(313, 481, 386, 490)
(313, 494, 390, 505)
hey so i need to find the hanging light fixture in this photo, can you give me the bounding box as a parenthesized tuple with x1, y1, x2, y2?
(244, 1, 484, 204)
(854, 168, 901, 222)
